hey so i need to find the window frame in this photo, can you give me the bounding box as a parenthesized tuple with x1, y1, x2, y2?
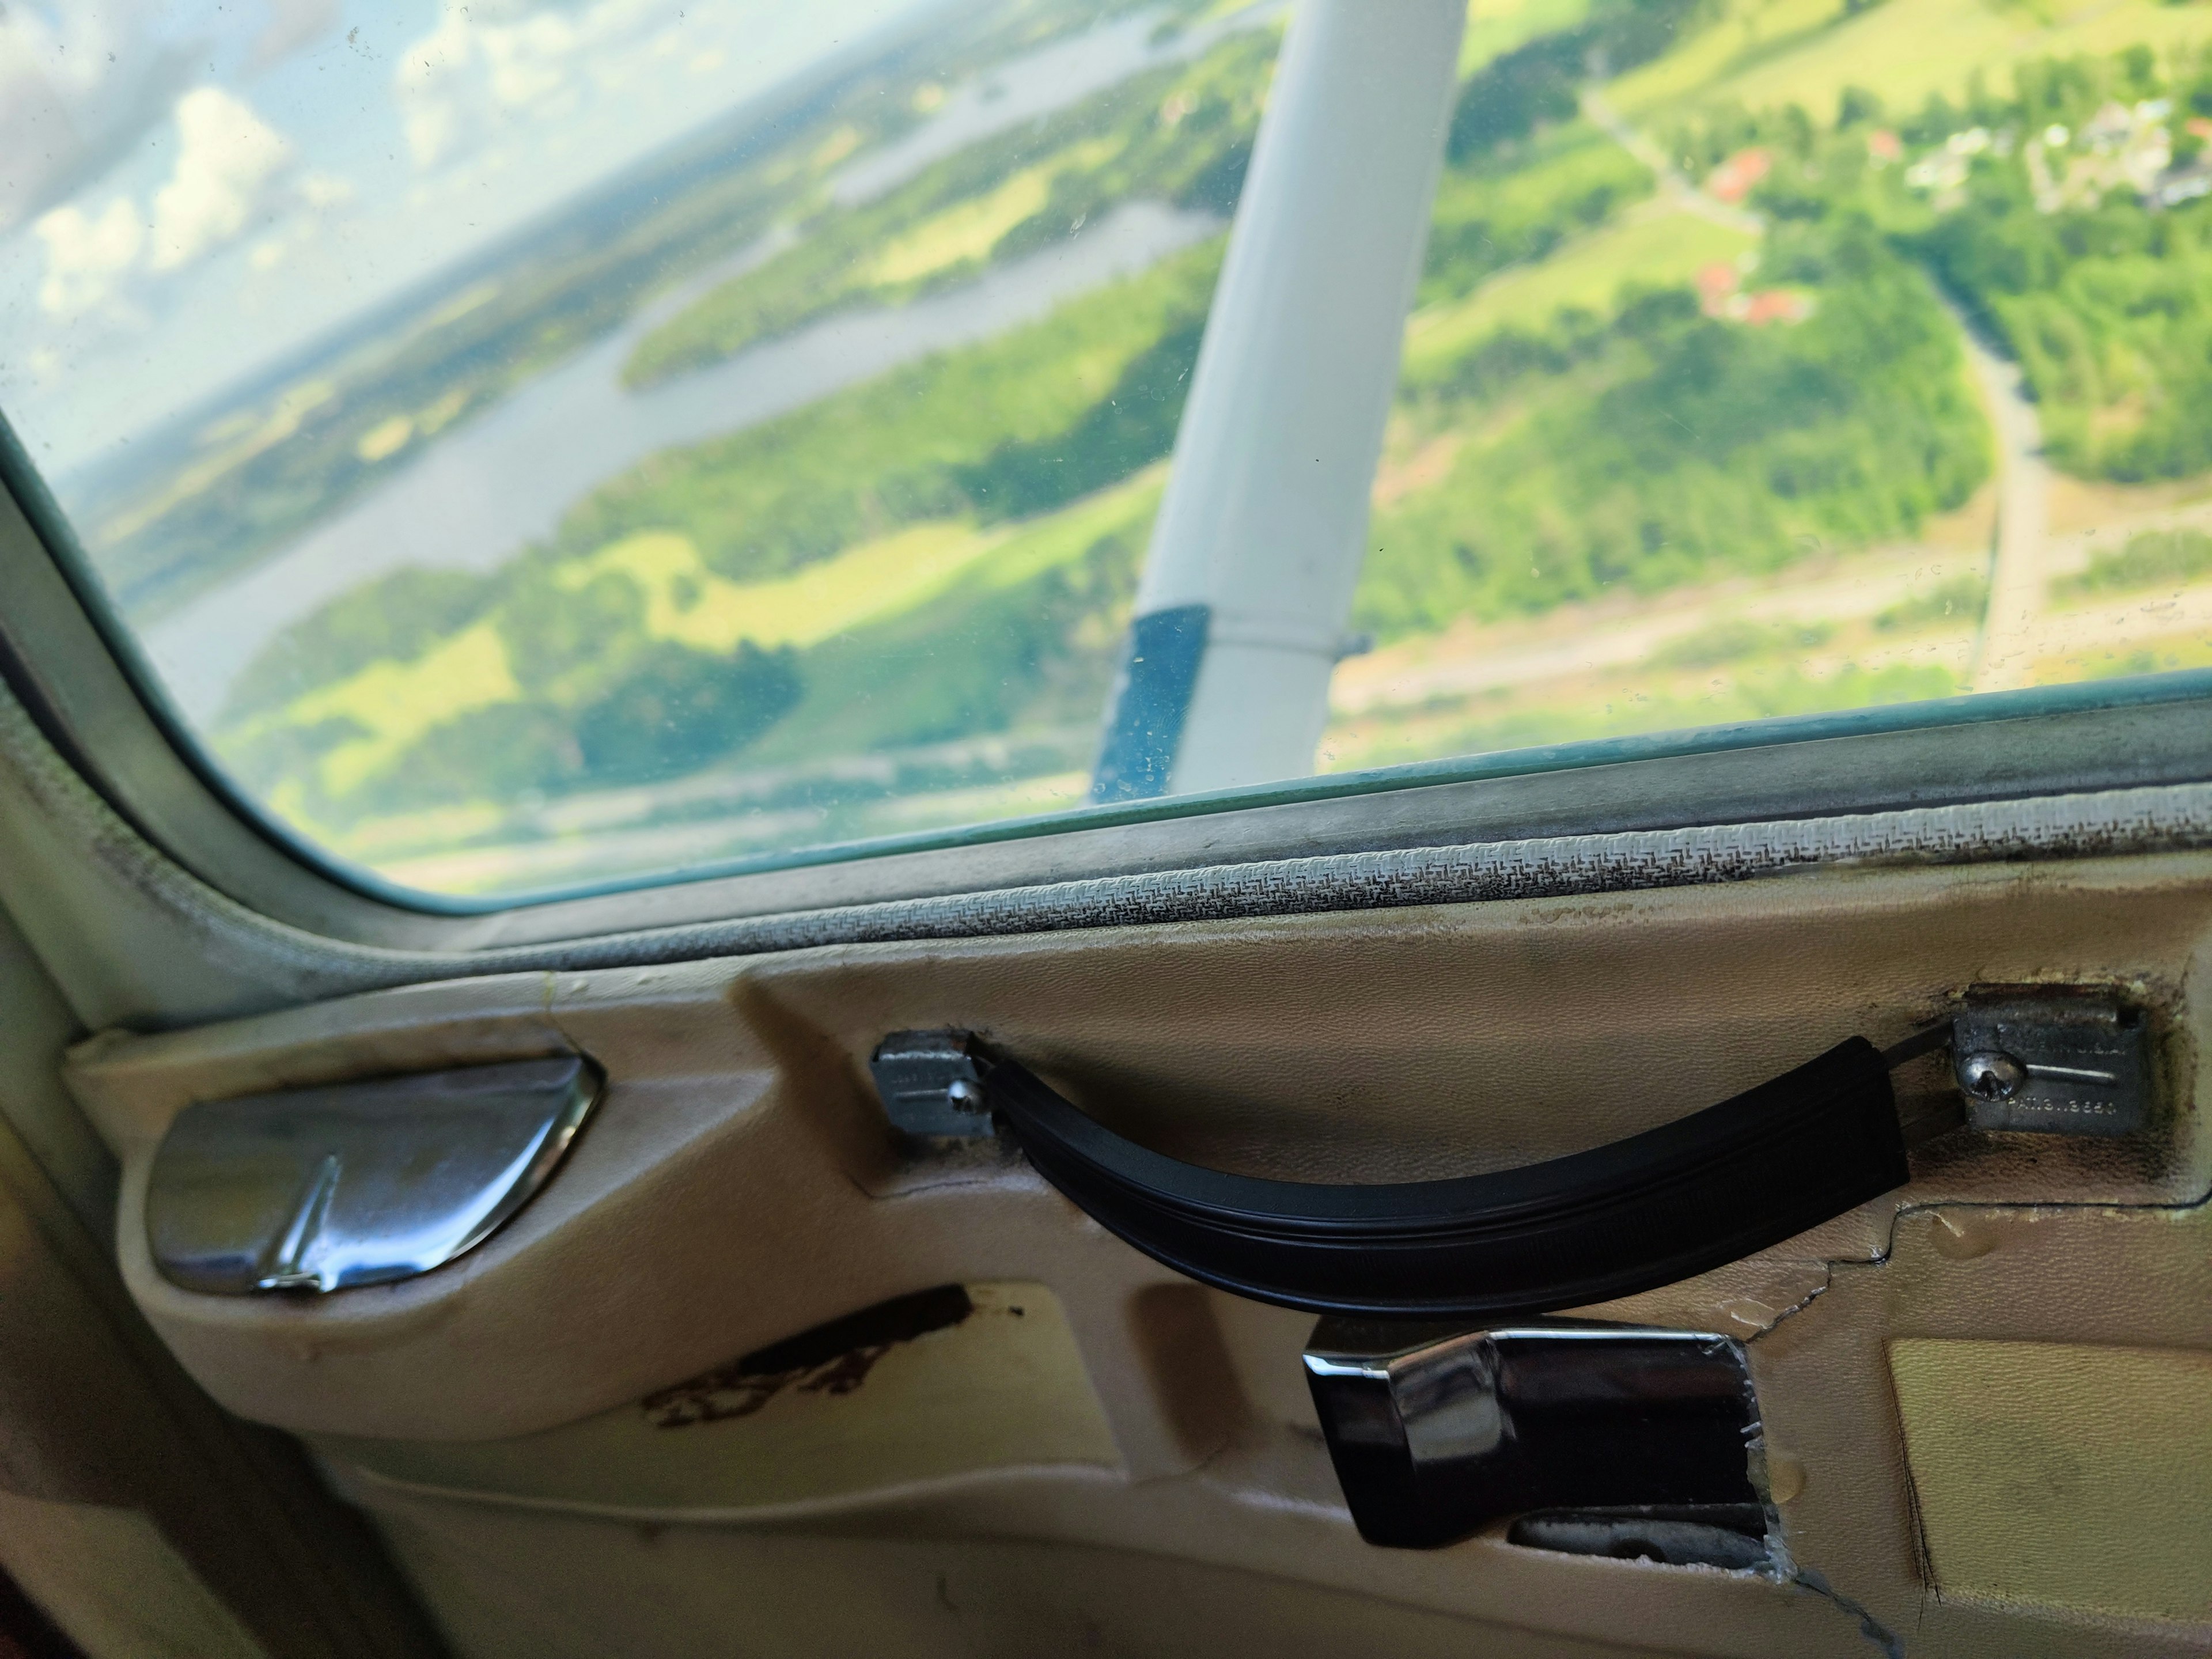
(8, 0, 2212, 944)
(7, 408, 2212, 956)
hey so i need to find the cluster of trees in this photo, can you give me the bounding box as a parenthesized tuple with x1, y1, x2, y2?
(1918, 170, 2212, 482)
(1445, 0, 1703, 158)
(622, 30, 1274, 387)
(368, 642, 804, 809)
(1418, 123, 1654, 308)
(220, 544, 806, 813)
(558, 240, 1221, 580)
(1358, 219, 1990, 636)
(224, 567, 495, 723)
(1675, 46, 2212, 483)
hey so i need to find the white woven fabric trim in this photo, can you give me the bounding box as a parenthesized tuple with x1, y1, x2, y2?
(551, 779, 2212, 972)
(3, 679, 2210, 990)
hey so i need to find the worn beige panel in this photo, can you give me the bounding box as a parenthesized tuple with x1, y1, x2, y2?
(362, 1486, 1815, 1659)
(308, 1285, 1887, 1659)
(0, 1493, 268, 1659)
(316, 1420, 1892, 1659)
(63, 855, 2212, 1446)
(1751, 1202, 2212, 1656)
(1890, 1339, 2212, 1624)
(62, 849, 2212, 1658)
(316, 1283, 1117, 1514)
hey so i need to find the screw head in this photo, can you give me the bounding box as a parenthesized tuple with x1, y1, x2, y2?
(945, 1078, 984, 1109)
(1956, 1049, 2027, 1101)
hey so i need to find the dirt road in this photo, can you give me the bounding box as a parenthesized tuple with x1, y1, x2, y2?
(1945, 294, 2054, 692)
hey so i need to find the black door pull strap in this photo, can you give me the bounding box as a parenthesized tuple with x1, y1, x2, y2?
(964, 1036, 1914, 1320)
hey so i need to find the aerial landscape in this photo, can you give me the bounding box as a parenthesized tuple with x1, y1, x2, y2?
(33, 0, 2212, 897)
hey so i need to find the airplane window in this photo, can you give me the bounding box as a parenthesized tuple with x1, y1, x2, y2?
(1334, 2, 2212, 777)
(0, 0, 1283, 896)
(0, 0, 2206, 903)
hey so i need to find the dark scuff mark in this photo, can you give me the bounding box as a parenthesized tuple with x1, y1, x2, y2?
(1794, 1566, 1906, 1658)
(642, 1284, 975, 1428)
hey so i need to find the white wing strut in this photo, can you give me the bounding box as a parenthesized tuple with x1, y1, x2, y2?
(1094, 0, 1465, 800)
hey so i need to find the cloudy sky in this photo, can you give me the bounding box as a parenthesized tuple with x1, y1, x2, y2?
(0, 0, 935, 478)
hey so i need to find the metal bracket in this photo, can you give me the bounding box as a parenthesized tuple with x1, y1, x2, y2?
(1951, 992, 2150, 1137)
(1303, 1319, 1768, 1552)
(868, 1030, 996, 1138)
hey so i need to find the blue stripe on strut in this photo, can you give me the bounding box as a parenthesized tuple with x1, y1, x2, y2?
(1090, 604, 1211, 802)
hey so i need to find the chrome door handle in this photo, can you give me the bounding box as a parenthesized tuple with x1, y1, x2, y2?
(146, 1055, 601, 1295)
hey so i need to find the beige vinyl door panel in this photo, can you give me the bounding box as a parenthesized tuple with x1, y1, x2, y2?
(65, 851, 2212, 1658)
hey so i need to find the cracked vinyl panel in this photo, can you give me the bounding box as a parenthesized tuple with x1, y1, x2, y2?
(1749, 1202, 2212, 1657)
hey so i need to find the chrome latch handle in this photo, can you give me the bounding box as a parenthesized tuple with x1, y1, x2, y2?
(146, 1055, 601, 1296)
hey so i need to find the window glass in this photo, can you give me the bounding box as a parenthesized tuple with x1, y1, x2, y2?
(1, 0, 2206, 904)
(0, 0, 1280, 895)
(1332, 0, 2212, 778)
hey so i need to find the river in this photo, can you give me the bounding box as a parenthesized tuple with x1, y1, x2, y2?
(142, 198, 1219, 724)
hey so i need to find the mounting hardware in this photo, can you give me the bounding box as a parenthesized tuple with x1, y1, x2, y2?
(1302, 1319, 1767, 1551)
(869, 1030, 997, 1138)
(1950, 993, 2150, 1137)
(1955, 1050, 2028, 1101)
